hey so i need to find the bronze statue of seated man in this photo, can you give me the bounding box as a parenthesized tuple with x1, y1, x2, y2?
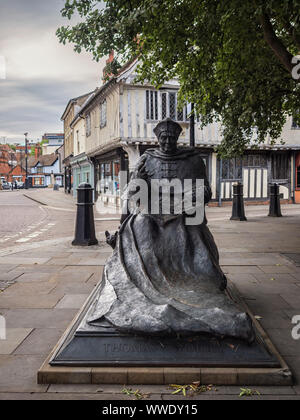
(89, 118, 254, 343)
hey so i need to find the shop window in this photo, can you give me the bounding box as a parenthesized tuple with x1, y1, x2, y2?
(113, 161, 120, 195)
(34, 177, 43, 186)
(98, 159, 121, 196)
(272, 153, 289, 180)
(100, 100, 107, 128)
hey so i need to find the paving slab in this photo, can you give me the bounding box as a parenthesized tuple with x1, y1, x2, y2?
(46, 257, 82, 266)
(51, 271, 93, 283)
(78, 257, 108, 266)
(14, 328, 65, 356)
(55, 294, 89, 309)
(258, 265, 298, 274)
(244, 294, 292, 313)
(0, 293, 63, 309)
(238, 282, 300, 296)
(266, 329, 300, 357)
(2, 282, 57, 297)
(252, 273, 299, 283)
(0, 308, 78, 329)
(0, 328, 33, 354)
(280, 293, 300, 309)
(0, 257, 51, 265)
(53, 282, 95, 295)
(0, 265, 18, 273)
(16, 272, 55, 283)
(0, 355, 48, 393)
(227, 273, 259, 284)
(222, 266, 264, 274)
(13, 265, 64, 274)
(0, 272, 23, 282)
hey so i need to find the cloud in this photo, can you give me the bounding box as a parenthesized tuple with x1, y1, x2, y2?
(0, 0, 106, 143)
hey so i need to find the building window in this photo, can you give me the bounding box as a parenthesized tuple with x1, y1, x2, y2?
(98, 159, 120, 196)
(76, 131, 80, 154)
(146, 90, 158, 120)
(86, 114, 91, 136)
(272, 153, 288, 180)
(100, 100, 107, 128)
(37, 166, 43, 174)
(222, 157, 242, 180)
(292, 117, 300, 129)
(243, 154, 267, 167)
(33, 177, 43, 186)
(159, 91, 186, 121)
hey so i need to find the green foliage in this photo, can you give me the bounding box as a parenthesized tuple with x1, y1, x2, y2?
(102, 58, 122, 82)
(239, 388, 261, 397)
(57, 0, 300, 157)
(170, 382, 215, 396)
(121, 387, 149, 400)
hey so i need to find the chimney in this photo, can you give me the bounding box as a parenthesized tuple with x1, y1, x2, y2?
(35, 145, 42, 159)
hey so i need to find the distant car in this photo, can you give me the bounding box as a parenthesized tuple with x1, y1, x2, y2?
(1, 182, 11, 190)
(16, 181, 24, 189)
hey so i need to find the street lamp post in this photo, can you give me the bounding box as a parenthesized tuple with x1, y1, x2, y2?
(24, 132, 28, 189)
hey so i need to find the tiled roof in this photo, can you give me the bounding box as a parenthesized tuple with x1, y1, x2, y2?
(33, 153, 58, 167)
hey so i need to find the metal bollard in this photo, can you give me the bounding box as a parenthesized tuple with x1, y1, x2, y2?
(72, 183, 98, 246)
(230, 182, 247, 221)
(268, 183, 282, 217)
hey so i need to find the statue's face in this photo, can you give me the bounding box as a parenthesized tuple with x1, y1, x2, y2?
(158, 132, 178, 154)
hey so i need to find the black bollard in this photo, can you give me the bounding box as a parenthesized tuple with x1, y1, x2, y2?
(72, 183, 98, 246)
(230, 182, 247, 221)
(268, 183, 282, 217)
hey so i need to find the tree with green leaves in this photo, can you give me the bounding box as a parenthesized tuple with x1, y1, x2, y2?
(57, 0, 300, 157)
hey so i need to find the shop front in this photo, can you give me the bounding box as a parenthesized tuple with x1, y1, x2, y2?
(70, 153, 94, 198)
(93, 148, 127, 213)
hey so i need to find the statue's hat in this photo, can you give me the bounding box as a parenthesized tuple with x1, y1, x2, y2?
(154, 118, 182, 139)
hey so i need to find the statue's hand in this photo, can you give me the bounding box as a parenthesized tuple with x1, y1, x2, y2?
(105, 231, 118, 249)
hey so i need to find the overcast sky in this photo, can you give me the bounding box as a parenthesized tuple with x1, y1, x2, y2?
(0, 0, 106, 144)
